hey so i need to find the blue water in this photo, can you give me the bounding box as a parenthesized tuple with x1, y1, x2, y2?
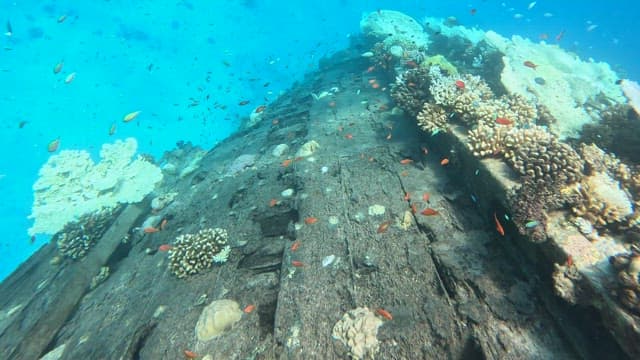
(1, 0, 638, 281)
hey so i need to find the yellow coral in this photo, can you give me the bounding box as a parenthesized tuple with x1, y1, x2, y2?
(421, 55, 458, 75)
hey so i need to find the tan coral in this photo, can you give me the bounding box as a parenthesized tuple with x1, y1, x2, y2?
(168, 228, 230, 278)
(467, 123, 509, 157)
(332, 307, 383, 360)
(416, 103, 448, 134)
(503, 126, 583, 185)
(570, 172, 634, 228)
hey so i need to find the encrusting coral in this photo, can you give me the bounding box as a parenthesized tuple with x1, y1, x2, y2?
(168, 228, 231, 278)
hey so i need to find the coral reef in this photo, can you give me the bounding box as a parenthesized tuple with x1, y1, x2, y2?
(29, 138, 163, 236)
(54, 206, 121, 259)
(467, 123, 509, 157)
(610, 247, 640, 315)
(569, 172, 634, 228)
(332, 307, 383, 360)
(195, 299, 243, 341)
(390, 67, 432, 117)
(580, 104, 640, 164)
(416, 103, 448, 134)
(503, 126, 583, 186)
(421, 54, 457, 75)
(168, 228, 230, 278)
(360, 10, 429, 51)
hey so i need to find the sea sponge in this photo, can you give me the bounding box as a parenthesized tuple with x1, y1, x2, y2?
(503, 126, 583, 186)
(416, 103, 448, 134)
(29, 138, 163, 236)
(421, 54, 458, 75)
(332, 307, 383, 360)
(195, 299, 243, 341)
(168, 228, 230, 278)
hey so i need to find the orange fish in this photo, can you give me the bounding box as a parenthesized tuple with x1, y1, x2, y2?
(269, 199, 279, 207)
(47, 138, 60, 152)
(410, 203, 418, 214)
(64, 72, 76, 84)
(255, 105, 266, 113)
(158, 244, 173, 252)
(566, 255, 574, 267)
(291, 260, 305, 267)
(183, 350, 199, 359)
(523, 61, 537, 69)
(123, 110, 141, 122)
(555, 29, 565, 42)
(371, 82, 380, 89)
(368, 79, 377, 84)
(422, 193, 430, 202)
(493, 212, 505, 236)
(344, 134, 353, 140)
(455, 80, 465, 89)
(400, 158, 413, 164)
(376, 308, 393, 320)
(53, 61, 63, 74)
(159, 218, 168, 230)
(143, 226, 159, 234)
(403, 192, 411, 201)
(281, 159, 292, 167)
(440, 158, 450, 166)
(495, 117, 513, 125)
(291, 240, 301, 251)
(400, 170, 409, 177)
(243, 304, 256, 314)
(421, 208, 439, 216)
(304, 217, 318, 225)
(377, 221, 391, 233)
(366, 65, 375, 73)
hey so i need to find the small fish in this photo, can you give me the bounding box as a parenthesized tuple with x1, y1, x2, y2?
(377, 221, 391, 233)
(158, 244, 173, 252)
(440, 158, 450, 166)
(53, 61, 64, 74)
(243, 304, 256, 314)
(123, 110, 141, 122)
(238, 100, 250, 106)
(495, 117, 513, 125)
(57, 15, 68, 23)
(421, 146, 428, 155)
(470, 194, 477, 203)
(399, 158, 413, 165)
(513, 13, 524, 19)
(410, 203, 418, 214)
(30, 235, 36, 244)
(47, 138, 60, 152)
(523, 61, 537, 69)
(586, 24, 598, 32)
(566, 255, 574, 267)
(64, 72, 76, 84)
(143, 226, 159, 233)
(405, 60, 418, 68)
(371, 82, 380, 89)
(281, 159, 292, 167)
(159, 218, 168, 230)
(108, 123, 117, 135)
(263, 82, 270, 87)
(455, 80, 465, 89)
(376, 308, 393, 320)
(403, 192, 411, 201)
(269, 198, 279, 207)
(421, 208, 439, 216)
(291, 260, 305, 267)
(366, 65, 375, 73)
(255, 105, 267, 113)
(5, 20, 12, 37)
(555, 29, 565, 42)
(183, 350, 199, 359)
(493, 212, 505, 236)
(470, 8, 477, 16)
(422, 193, 430, 202)
(344, 134, 353, 140)
(304, 217, 318, 225)
(18, 120, 28, 128)
(538, 33, 549, 40)
(527, 1, 536, 10)
(291, 240, 301, 251)
(525, 220, 539, 229)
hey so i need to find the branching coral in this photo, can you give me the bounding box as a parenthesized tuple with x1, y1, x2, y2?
(569, 172, 633, 228)
(416, 103, 448, 134)
(54, 206, 121, 259)
(390, 67, 431, 117)
(503, 126, 583, 186)
(168, 228, 230, 278)
(467, 123, 509, 157)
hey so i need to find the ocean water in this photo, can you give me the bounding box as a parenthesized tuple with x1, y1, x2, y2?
(0, 0, 638, 281)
